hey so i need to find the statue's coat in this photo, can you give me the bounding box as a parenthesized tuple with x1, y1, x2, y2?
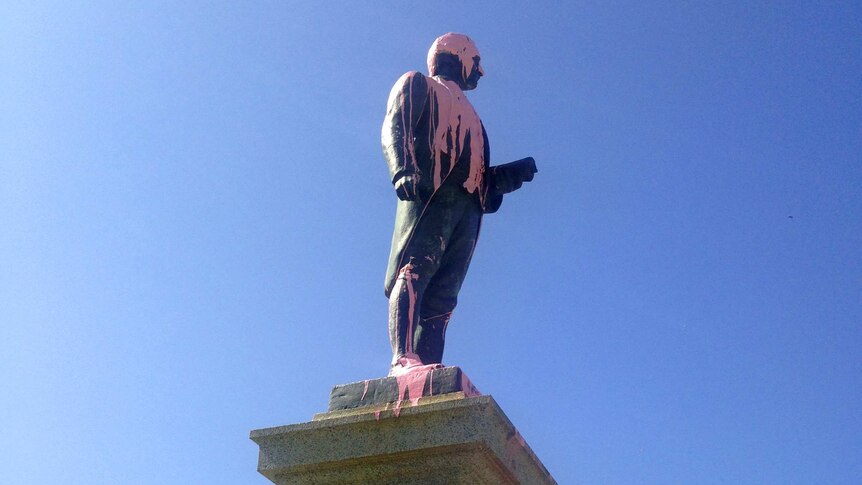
(382, 71, 502, 296)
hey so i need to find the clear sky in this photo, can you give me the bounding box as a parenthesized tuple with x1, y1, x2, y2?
(1, 2, 860, 484)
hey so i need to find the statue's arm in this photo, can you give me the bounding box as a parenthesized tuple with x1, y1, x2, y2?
(381, 71, 429, 201)
(483, 124, 537, 214)
(481, 127, 504, 213)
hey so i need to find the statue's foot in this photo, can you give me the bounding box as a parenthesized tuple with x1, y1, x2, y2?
(388, 352, 443, 377)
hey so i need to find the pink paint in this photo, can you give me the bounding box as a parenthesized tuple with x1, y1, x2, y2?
(382, 71, 423, 183)
(399, 79, 417, 176)
(384, 34, 490, 279)
(361, 380, 369, 401)
(425, 34, 486, 201)
(385, 34, 486, 205)
(428, 92, 443, 189)
(403, 265, 419, 354)
(391, 352, 425, 375)
(427, 77, 485, 199)
(427, 33, 480, 81)
(373, 366, 481, 422)
(390, 362, 444, 416)
(393, 370, 427, 416)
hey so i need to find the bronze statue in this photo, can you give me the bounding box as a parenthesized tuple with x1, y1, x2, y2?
(382, 33, 537, 376)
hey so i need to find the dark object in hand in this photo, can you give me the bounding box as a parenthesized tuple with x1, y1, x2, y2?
(491, 157, 538, 195)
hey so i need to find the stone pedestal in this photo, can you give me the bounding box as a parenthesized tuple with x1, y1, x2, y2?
(250, 369, 556, 484)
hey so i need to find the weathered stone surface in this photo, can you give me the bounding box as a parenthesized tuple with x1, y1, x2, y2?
(327, 366, 478, 412)
(250, 395, 556, 485)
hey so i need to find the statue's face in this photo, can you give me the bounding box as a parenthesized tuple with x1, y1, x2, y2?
(462, 54, 483, 90)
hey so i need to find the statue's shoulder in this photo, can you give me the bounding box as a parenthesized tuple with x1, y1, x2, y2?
(387, 71, 430, 107)
(393, 71, 429, 89)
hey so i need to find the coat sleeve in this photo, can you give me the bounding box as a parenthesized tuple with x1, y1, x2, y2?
(381, 71, 429, 185)
(481, 123, 504, 213)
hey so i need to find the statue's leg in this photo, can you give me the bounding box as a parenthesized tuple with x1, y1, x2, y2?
(414, 197, 482, 365)
(388, 199, 457, 372)
(389, 261, 429, 367)
(413, 312, 452, 365)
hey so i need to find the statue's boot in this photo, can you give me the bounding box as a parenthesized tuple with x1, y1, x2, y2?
(413, 312, 452, 365)
(388, 264, 425, 376)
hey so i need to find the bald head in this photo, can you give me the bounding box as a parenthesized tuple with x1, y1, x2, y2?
(427, 33, 484, 90)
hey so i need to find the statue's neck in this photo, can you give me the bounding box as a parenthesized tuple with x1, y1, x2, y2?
(435, 75, 465, 94)
(434, 70, 465, 90)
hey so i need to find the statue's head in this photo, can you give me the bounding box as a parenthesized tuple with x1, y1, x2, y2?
(427, 33, 483, 90)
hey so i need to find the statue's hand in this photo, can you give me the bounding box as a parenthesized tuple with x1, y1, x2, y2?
(495, 168, 524, 194)
(492, 156, 537, 195)
(394, 175, 419, 201)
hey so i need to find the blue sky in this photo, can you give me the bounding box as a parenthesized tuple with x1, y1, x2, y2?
(1, 2, 860, 483)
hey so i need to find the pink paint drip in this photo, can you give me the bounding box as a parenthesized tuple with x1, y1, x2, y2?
(385, 33, 488, 216)
(425, 34, 486, 198)
(400, 81, 417, 175)
(382, 71, 423, 184)
(429, 92, 444, 189)
(401, 265, 419, 354)
(456, 85, 485, 197)
(428, 77, 485, 198)
(361, 380, 369, 401)
(390, 363, 444, 417)
(391, 353, 424, 374)
(394, 369, 429, 416)
(432, 82, 452, 189)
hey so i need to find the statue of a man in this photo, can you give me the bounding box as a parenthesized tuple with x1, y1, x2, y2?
(382, 33, 536, 376)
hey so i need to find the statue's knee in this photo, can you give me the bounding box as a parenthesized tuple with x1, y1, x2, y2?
(421, 311, 453, 330)
(421, 291, 457, 318)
